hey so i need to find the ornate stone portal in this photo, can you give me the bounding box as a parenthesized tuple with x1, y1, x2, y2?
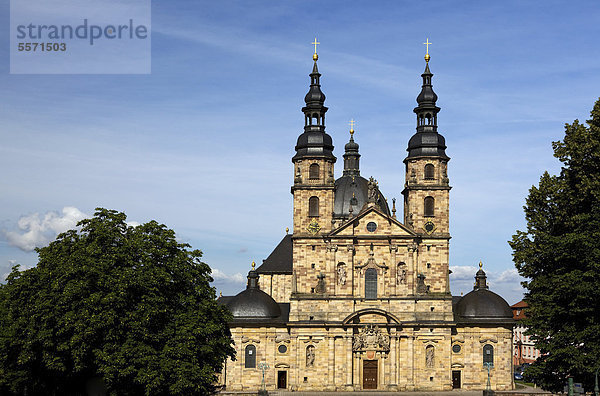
(352, 324, 390, 352)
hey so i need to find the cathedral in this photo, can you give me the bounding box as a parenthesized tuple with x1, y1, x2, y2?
(217, 45, 514, 392)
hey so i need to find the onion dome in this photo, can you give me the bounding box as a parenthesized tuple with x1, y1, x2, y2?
(293, 46, 335, 162)
(406, 55, 450, 161)
(226, 263, 281, 319)
(454, 262, 514, 324)
(333, 129, 390, 219)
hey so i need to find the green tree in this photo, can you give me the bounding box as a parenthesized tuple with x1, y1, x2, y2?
(0, 208, 235, 395)
(510, 98, 600, 391)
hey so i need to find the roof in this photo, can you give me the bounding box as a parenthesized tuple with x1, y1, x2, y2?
(454, 289, 514, 325)
(229, 303, 290, 326)
(511, 300, 528, 308)
(333, 175, 390, 219)
(256, 234, 293, 274)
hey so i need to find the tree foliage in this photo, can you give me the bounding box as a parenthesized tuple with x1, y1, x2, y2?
(0, 208, 235, 395)
(510, 99, 600, 391)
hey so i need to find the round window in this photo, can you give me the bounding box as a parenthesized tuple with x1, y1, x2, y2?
(366, 222, 377, 232)
(278, 344, 287, 354)
(452, 344, 461, 353)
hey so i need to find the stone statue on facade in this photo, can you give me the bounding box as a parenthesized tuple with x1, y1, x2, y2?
(426, 345, 435, 368)
(337, 265, 347, 286)
(367, 177, 379, 203)
(306, 345, 315, 367)
(397, 264, 407, 285)
(315, 273, 326, 294)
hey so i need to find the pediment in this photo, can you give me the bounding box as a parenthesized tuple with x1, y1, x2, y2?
(329, 206, 416, 237)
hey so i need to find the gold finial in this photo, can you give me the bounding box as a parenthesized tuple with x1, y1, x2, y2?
(286, 227, 289, 234)
(423, 38, 431, 62)
(312, 37, 320, 61)
(252, 261, 256, 270)
(219, 291, 222, 297)
(479, 261, 483, 269)
(349, 118, 356, 136)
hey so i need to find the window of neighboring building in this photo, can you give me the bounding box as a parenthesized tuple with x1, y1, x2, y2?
(365, 268, 377, 299)
(245, 345, 256, 368)
(309, 196, 319, 217)
(424, 164, 434, 180)
(424, 196, 435, 217)
(483, 344, 494, 367)
(309, 163, 320, 179)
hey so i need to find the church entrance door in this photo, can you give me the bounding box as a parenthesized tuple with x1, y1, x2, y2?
(363, 360, 377, 389)
(277, 371, 287, 389)
(452, 370, 461, 389)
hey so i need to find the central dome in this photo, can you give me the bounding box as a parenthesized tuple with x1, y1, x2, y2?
(333, 175, 390, 219)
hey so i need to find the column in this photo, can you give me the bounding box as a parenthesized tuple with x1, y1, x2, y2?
(346, 333, 353, 387)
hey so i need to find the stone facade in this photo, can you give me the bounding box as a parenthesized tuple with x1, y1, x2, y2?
(219, 54, 514, 392)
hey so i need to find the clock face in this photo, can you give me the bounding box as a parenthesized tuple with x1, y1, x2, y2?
(307, 219, 321, 235)
(424, 221, 435, 235)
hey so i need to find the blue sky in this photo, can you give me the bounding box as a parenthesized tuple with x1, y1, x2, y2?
(1, 0, 599, 304)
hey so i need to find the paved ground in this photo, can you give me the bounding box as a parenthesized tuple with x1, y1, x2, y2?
(219, 384, 552, 396)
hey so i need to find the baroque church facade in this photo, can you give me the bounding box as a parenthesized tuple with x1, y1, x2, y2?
(218, 47, 514, 392)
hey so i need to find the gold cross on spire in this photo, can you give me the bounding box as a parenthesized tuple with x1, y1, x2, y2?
(423, 38, 431, 62)
(312, 37, 320, 61)
(349, 118, 356, 135)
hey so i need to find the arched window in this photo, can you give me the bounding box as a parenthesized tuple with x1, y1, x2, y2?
(365, 268, 377, 299)
(245, 345, 256, 368)
(309, 196, 319, 217)
(483, 344, 494, 367)
(424, 164, 434, 180)
(309, 163, 320, 179)
(424, 196, 435, 217)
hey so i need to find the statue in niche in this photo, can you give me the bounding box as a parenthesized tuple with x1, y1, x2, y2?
(315, 273, 326, 294)
(295, 165, 302, 182)
(417, 273, 428, 294)
(397, 263, 407, 285)
(426, 345, 435, 368)
(337, 265, 347, 286)
(306, 345, 315, 367)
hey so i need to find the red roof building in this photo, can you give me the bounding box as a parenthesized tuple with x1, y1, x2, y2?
(511, 300, 541, 365)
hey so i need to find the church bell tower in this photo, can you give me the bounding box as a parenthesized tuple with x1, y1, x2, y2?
(291, 40, 336, 236)
(402, 44, 451, 237)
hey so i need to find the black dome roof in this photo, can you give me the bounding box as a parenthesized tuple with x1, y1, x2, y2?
(333, 175, 390, 219)
(227, 288, 281, 319)
(407, 131, 449, 159)
(455, 289, 514, 324)
(454, 265, 514, 325)
(226, 268, 281, 319)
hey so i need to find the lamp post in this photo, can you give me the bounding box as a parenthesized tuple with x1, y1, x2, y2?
(258, 362, 269, 396)
(483, 362, 495, 396)
(594, 368, 599, 396)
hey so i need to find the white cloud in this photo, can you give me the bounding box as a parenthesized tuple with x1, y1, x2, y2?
(210, 268, 245, 285)
(449, 265, 478, 280)
(3, 207, 89, 252)
(493, 268, 522, 283)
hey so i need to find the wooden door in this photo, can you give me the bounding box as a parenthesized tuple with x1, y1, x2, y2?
(452, 370, 461, 389)
(277, 371, 287, 389)
(363, 360, 378, 389)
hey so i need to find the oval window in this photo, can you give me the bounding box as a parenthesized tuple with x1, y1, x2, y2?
(366, 222, 377, 232)
(452, 344, 461, 353)
(278, 344, 287, 354)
